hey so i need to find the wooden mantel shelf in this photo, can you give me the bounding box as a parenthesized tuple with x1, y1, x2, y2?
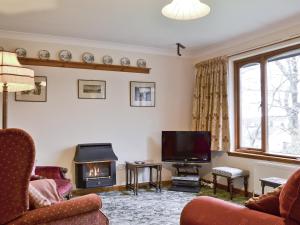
(18, 57, 151, 74)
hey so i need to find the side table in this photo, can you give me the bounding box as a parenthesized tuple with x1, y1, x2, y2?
(125, 161, 162, 195)
(259, 177, 287, 194)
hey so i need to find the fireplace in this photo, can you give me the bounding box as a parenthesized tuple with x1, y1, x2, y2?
(74, 143, 118, 189)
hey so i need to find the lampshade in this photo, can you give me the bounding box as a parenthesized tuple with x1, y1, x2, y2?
(0, 51, 34, 92)
(162, 0, 210, 21)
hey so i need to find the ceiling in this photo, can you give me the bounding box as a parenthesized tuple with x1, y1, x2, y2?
(0, 0, 300, 52)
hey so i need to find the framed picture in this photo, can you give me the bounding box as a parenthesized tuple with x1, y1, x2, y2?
(15, 76, 47, 102)
(78, 79, 106, 99)
(130, 81, 155, 107)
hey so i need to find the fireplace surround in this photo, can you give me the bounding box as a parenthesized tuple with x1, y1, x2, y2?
(74, 143, 118, 189)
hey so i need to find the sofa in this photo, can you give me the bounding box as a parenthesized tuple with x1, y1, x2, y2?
(181, 168, 300, 225)
(0, 128, 109, 225)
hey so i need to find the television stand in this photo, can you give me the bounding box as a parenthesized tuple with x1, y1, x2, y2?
(169, 163, 202, 193)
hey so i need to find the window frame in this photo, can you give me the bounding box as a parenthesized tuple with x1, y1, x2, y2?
(234, 43, 300, 160)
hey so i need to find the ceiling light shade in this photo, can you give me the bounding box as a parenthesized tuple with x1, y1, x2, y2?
(0, 51, 34, 92)
(162, 0, 210, 21)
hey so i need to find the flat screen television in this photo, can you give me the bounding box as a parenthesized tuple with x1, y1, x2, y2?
(162, 131, 211, 163)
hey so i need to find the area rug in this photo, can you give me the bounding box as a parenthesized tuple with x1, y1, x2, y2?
(100, 186, 249, 225)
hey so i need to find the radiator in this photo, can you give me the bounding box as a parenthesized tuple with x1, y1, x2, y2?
(253, 162, 298, 194)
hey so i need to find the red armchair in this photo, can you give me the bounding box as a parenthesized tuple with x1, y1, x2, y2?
(181, 170, 300, 225)
(0, 128, 108, 225)
(180, 196, 298, 225)
(34, 166, 73, 199)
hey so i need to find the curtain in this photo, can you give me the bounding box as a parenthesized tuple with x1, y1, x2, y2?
(192, 56, 230, 151)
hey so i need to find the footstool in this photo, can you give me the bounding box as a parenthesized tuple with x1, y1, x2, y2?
(212, 167, 249, 200)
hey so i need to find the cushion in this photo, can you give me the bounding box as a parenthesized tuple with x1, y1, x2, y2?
(279, 169, 300, 223)
(31, 179, 62, 203)
(29, 183, 52, 209)
(245, 185, 283, 216)
(212, 167, 249, 178)
(54, 179, 73, 197)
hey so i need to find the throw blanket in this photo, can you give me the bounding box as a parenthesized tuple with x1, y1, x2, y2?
(30, 179, 62, 204)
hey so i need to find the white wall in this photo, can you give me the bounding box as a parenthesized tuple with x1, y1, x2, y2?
(0, 37, 194, 186)
(2, 22, 300, 193)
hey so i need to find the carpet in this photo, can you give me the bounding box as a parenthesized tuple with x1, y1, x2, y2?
(100, 186, 249, 225)
(198, 185, 249, 205)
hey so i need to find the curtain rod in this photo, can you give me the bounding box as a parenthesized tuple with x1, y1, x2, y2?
(228, 34, 300, 58)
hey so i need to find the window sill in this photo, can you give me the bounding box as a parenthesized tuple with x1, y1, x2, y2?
(228, 151, 300, 165)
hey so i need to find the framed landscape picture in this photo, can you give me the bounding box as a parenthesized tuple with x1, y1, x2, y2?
(15, 76, 47, 102)
(78, 79, 106, 99)
(130, 81, 155, 107)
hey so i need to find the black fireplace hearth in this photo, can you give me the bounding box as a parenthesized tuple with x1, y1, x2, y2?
(74, 143, 118, 189)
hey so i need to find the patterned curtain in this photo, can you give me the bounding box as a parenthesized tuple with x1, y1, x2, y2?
(192, 56, 230, 151)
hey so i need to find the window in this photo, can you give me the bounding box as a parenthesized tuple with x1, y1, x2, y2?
(239, 63, 262, 149)
(235, 44, 300, 158)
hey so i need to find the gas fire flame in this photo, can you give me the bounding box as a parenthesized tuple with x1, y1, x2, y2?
(88, 166, 100, 177)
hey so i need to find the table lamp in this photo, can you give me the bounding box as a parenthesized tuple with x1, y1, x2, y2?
(0, 51, 34, 128)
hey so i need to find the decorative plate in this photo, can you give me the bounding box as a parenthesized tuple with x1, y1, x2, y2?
(15, 48, 27, 58)
(59, 50, 72, 62)
(137, 59, 146, 68)
(120, 57, 130, 66)
(82, 52, 94, 63)
(103, 55, 113, 65)
(38, 50, 50, 60)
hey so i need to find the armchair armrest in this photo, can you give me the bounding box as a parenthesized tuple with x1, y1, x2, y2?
(35, 166, 68, 180)
(9, 194, 102, 225)
(30, 175, 45, 181)
(180, 196, 296, 225)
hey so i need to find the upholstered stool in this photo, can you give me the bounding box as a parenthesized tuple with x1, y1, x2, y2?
(212, 167, 249, 200)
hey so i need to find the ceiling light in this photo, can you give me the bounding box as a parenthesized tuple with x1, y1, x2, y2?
(162, 0, 210, 21)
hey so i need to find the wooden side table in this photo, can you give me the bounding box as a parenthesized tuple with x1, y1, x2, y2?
(125, 161, 162, 195)
(259, 177, 287, 194)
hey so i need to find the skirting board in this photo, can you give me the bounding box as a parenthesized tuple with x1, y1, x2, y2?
(72, 180, 172, 196)
(73, 179, 253, 197)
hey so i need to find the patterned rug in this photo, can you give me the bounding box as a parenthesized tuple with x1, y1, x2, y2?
(100, 186, 248, 225)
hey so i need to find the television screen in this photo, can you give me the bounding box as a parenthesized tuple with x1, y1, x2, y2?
(162, 131, 211, 163)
